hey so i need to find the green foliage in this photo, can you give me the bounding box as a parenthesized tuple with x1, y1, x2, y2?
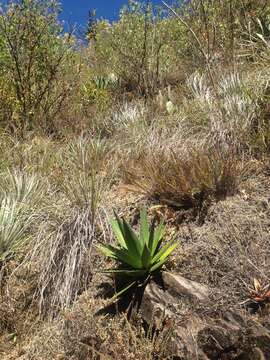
(0, 197, 29, 262)
(93, 74, 119, 90)
(98, 208, 177, 277)
(0, 0, 79, 134)
(92, 0, 270, 97)
(94, 1, 183, 96)
(177, 0, 270, 65)
(85, 9, 98, 42)
(80, 74, 119, 112)
(81, 81, 111, 111)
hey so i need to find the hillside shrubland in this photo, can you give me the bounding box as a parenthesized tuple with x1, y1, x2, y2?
(0, 1, 270, 359)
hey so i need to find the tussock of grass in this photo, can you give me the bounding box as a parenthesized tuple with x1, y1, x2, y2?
(123, 132, 242, 210)
(27, 137, 116, 316)
(56, 137, 115, 209)
(33, 208, 97, 315)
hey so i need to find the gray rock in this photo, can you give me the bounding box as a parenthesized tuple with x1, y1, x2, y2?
(162, 271, 210, 302)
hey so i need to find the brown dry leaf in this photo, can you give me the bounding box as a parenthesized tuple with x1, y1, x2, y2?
(262, 290, 270, 300)
(253, 278, 261, 293)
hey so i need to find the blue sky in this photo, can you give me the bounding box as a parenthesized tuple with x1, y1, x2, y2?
(61, 0, 163, 28)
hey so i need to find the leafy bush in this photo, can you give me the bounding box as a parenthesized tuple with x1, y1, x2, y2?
(94, 1, 183, 96)
(172, 0, 270, 67)
(0, 0, 79, 134)
(80, 80, 111, 112)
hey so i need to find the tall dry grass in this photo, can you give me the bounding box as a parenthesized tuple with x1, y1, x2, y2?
(27, 137, 115, 316)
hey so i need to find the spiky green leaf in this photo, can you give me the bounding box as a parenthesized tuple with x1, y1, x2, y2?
(110, 218, 127, 249)
(97, 244, 119, 259)
(102, 269, 147, 277)
(149, 219, 165, 256)
(116, 248, 142, 269)
(150, 257, 168, 273)
(151, 239, 178, 265)
(110, 281, 137, 301)
(141, 244, 151, 268)
(150, 241, 177, 272)
(98, 209, 177, 283)
(122, 217, 143, 257)
(97, 244, 141, 268)
(139, 208, 149, 246)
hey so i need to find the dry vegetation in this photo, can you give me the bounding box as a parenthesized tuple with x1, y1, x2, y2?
(0, 0, 270, 359)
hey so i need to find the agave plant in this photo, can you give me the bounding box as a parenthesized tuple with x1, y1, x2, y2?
(98, 209, 177, 278)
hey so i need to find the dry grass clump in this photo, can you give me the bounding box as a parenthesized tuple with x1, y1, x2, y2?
(33, 208, 95, 316)
(0, 132, 16, 171)
(13, 136, 60, 176)
(0, 135, 61, 180)
(55, 136, 116, 209)
(184, 71, 264, 144)
(23, 290, 175, 360)
(0, 261, 38, 338)
(28, 137, 116, 316)
(93, 100, 148, 139)
(123, 130, 242, 211)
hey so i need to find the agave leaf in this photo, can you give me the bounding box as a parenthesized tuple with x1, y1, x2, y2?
(98, 245, 141, 269)
(140, 208, 149, 246)
(141, 244, 151, 269)
(110, 218, 127, 249)
(98, 210, 177, 283)
(115, 248, 142, 269)
(102, 269, 147, 277)
(113, 211, 127, 247)
(158, 242, 178, 263)
(150, 256, 169, 273)
(110, 281, 137, 301)
(149, 219, 165, 256)
(151, 239, 177, 265)
(150, 241, 177, 273)
(122, 217, 143, 257)
(97, 244, 119, 259)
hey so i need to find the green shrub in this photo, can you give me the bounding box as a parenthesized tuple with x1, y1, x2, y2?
(94, 1, 183, 97)
(0, 0, 79, 135)
(80, 80, 111, 112)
